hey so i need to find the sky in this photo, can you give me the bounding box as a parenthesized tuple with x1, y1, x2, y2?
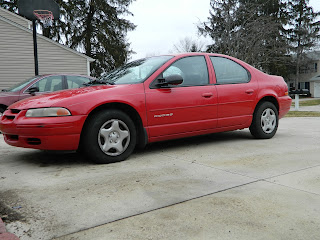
(127, 0, 320, 60)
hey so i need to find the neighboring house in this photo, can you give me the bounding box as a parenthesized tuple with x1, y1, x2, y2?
(288, 51, 320, 97)
(0, 7, 94, 90)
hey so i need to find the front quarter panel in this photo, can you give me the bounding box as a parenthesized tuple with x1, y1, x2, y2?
(50, 84, 148, 125)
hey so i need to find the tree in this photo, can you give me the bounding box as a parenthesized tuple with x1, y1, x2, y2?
(0, 0, 136, 77)
(287, 0, 320, 88)
(173, 37, 205, 53)
(0, 0, 18, 11)
(198, 0, 238, 56)
(198, 0, 292, 77)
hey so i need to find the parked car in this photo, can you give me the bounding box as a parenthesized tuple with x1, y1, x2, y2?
(0, 53, 292, 164)
(0, 74, 95, 116)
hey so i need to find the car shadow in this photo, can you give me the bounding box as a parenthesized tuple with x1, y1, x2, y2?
(136, 130, 254, 154)
(16, 150, 90, 167)
(12, 130, 253, 166)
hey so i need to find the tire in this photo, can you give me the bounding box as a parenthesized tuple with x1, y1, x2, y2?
(81, 110, 137, 164)
(249, 101, 278, 139)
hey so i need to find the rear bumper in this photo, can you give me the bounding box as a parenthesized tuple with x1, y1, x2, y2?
(0, 109, 86, 150)
(278, 95, 292, 119)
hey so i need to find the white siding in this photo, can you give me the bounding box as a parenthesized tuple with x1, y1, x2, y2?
(0, 7, 30, 28)
(0, 19, 35, 89)
(0, 16, 93, 90)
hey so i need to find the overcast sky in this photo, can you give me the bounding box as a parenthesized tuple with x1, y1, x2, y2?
(127, 0, 320, 60)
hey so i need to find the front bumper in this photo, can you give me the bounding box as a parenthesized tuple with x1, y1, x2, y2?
(0, 109, 87, 150)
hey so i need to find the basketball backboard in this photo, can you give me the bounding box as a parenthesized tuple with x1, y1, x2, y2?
(18, 0, 60, 20)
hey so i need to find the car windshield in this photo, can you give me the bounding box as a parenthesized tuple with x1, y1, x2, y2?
(4, 76, 39, 92)
(97, 56, 173, 85)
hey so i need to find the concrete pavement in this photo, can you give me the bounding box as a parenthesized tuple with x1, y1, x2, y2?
(0, 117, 319, 240)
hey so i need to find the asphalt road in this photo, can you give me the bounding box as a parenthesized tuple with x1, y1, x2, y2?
(0, 117, 320, 240)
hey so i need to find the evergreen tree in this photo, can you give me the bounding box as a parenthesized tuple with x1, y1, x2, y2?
(287, 0, 320, 88)
(0, 0, 18, 12)
(198, 0, 291, 77)
(67, 0, 136, 77)
(198, 0, 238, 56)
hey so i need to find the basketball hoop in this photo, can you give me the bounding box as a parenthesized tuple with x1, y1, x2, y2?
(33, 10, 54, 28)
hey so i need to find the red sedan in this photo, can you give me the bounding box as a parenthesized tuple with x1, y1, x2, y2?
(0, 53, 292, 164)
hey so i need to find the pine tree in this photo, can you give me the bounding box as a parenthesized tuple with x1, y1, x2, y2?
(287, 0, 320, 89)
(198, 0, 239, 56)
(67, 0, 136, 77)
(238, 0, 291, 76)
(198, 0, 291, 77)
(0, 0, 18, 12)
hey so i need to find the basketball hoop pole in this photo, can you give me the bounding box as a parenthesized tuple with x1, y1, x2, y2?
(32, 20, 39, 75)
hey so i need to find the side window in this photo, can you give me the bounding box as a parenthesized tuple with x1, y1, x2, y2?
(210, 57, 250, 84)
(162, 56, 209, 87)
(66, 76, 91, 89)
(29, 76, 63, 92)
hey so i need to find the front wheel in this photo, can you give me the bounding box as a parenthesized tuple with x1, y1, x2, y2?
(249, 102, 278, 139)
(81, 110, 136, 164)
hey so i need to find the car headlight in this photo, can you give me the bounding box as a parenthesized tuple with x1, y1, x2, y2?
(25, 107, 71, 117)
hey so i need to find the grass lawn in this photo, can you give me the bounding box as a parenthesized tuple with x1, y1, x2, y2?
(285, 111, 320, 117)
(292, 99, 320, 106)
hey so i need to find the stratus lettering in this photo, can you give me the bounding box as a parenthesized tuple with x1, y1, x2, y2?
(154, 113, 173, 118)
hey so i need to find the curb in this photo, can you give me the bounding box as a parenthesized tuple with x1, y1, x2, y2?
(0, 218, 19, 240)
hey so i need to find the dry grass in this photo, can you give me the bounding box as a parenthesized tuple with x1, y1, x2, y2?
(292, 99, 320, 107)
(285, 111, 320, 117)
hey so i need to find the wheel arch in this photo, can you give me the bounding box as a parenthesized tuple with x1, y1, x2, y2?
(254, 96, 279, 114)
(80, 102, 147, 149)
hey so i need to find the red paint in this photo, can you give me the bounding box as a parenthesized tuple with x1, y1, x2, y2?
(0, 53, 292, 151)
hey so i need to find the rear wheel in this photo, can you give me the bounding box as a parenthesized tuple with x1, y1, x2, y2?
(81, 110, 136, 164)
(249, 102, 278, 139)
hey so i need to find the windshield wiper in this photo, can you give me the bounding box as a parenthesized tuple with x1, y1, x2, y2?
(1, 89, 8, 92)
(83, 79, 114, 86)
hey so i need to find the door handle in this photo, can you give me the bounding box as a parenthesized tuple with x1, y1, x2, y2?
(245, 89, 254, 94)
(202, 93, 213, 98)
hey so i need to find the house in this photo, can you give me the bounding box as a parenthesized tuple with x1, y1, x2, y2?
(288, 51, 320, 98)
(0, 7, 94, 90)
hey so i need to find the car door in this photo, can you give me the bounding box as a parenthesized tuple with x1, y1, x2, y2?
(210, 56, 258, 128)
(19, 75, 64, 101)
(145, 55, 218, 139)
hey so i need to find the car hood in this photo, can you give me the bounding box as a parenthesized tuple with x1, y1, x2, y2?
(9, 85, 118, 110)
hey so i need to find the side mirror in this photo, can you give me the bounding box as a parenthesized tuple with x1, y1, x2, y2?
(27, 87, 39, 95)
(156, 74, 183, 88)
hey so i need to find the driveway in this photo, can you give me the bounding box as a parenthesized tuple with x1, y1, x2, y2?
(0, 117, 319, 240)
